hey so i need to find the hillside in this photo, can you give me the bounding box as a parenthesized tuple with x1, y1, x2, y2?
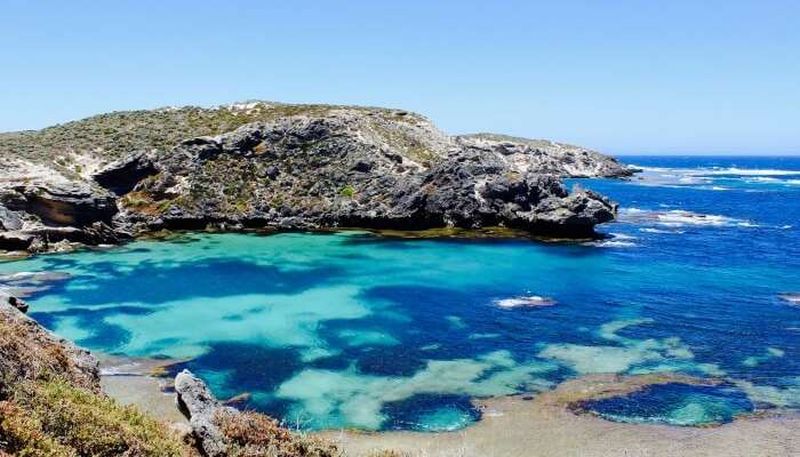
(0, 101, 632, 253)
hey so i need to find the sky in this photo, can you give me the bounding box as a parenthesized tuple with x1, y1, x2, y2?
(1, 1, 798, 155)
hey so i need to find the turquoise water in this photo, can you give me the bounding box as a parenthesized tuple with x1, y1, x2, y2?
(2, 156, 800, 431)
(581, 383, 755, 426)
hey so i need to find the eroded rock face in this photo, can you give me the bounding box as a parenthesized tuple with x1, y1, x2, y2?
(0, 180, 120, 252)
(93, 151, 158, 196)
(122, 113, 618, 238)
(10, 184, 117, 227)
(0, 102, 631, 252)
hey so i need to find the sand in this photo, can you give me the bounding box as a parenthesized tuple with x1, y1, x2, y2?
(319, 375, 800, 457)
(99, 358, 800, 457)
(98, 354, 187, 424)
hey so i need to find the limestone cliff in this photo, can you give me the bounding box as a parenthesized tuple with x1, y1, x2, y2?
(0, 102, 632, 252)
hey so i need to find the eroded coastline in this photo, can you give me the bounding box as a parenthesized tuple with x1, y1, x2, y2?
(95, 354, 800, 457)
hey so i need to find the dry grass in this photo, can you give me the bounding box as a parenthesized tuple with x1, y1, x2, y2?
(0, 400, 76, 457)
(0, 306, 98, 394)
(0, 303, 395, 457)
(1, 379, 192, 457)
(0, 306, 192, 456)
(214, 409, 341, 457)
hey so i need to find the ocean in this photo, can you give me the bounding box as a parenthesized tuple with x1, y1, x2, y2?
(2, 156, 799, 431)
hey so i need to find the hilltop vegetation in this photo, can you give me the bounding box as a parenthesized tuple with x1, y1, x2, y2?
(0, 102, 438, 181)
(0, 101, 630, 254)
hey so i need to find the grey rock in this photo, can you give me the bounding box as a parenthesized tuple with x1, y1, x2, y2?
(126, 112, 620, 238)
(0, 231, 34, 251)
(10, 183, 117, 227)
(1, 102, 634, 253)
(175, 369, 237, 457)
(0, 204, 23, 231)
(93, 151, 158, 195)
(456, 134, 634, 178)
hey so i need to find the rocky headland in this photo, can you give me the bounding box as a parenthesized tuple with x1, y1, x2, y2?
(0, 102, 632, 254)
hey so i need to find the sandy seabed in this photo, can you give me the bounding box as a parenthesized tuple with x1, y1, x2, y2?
(99, 358, 800, 457)
(319, 375, 800, 457)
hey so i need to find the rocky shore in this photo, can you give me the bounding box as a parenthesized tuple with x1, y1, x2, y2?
(0, 290, 338, 456)
(3, 288, 800, 456)
(0, 102, 632, 254)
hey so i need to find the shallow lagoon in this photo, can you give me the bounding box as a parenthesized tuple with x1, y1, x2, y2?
(2, 156, 800, 431)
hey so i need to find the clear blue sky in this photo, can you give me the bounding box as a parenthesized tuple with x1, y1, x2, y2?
(2, 1, 798, 154)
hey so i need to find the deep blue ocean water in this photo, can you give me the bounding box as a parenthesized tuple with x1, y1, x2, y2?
(2, 156, 800, 431)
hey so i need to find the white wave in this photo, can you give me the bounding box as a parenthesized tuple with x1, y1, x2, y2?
(639, 227, 684, 234)
(609, 232, 637, 240)
(696, 167, 800, 177)
(628, 165, 800, 190)
(584, 240, 638, 248)
(619, 208, 757, 228)
(656, 211, 736, 227)
(747, 177, 781, 183)
(781, 294, 800, 307)
(494, 295, 557, 308)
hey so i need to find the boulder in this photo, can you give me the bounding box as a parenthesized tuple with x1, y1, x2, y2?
(0, 205, 23, 231)
(0, 231, 34, 251)
(174, 369, 237, 457)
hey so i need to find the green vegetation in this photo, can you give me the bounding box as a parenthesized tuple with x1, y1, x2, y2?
(339, 185, 356, 198)
(0, 379, 188, 457)
(0, 305, 348, 456)
(0, 102, 428, 176)
(0, 307, 192, 456)
(214, 409, 339, 457)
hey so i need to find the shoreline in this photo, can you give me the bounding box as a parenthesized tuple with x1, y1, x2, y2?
(96, 358, 800, 457)
(319, 375, 800, 457)
(0, 224, 609, 262)
(98, 354, 188, 424)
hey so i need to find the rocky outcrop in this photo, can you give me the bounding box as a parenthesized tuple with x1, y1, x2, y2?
(0, 290, 100, 393)
(457, 133, 633, 178)
(121, 112, 618, 238)
(93, 151, 158, 195)
(174, 369, 338, 457)
(0, 101, 632, 252)
(175, 369, 237, 457)
(0, 180, 120, 252)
